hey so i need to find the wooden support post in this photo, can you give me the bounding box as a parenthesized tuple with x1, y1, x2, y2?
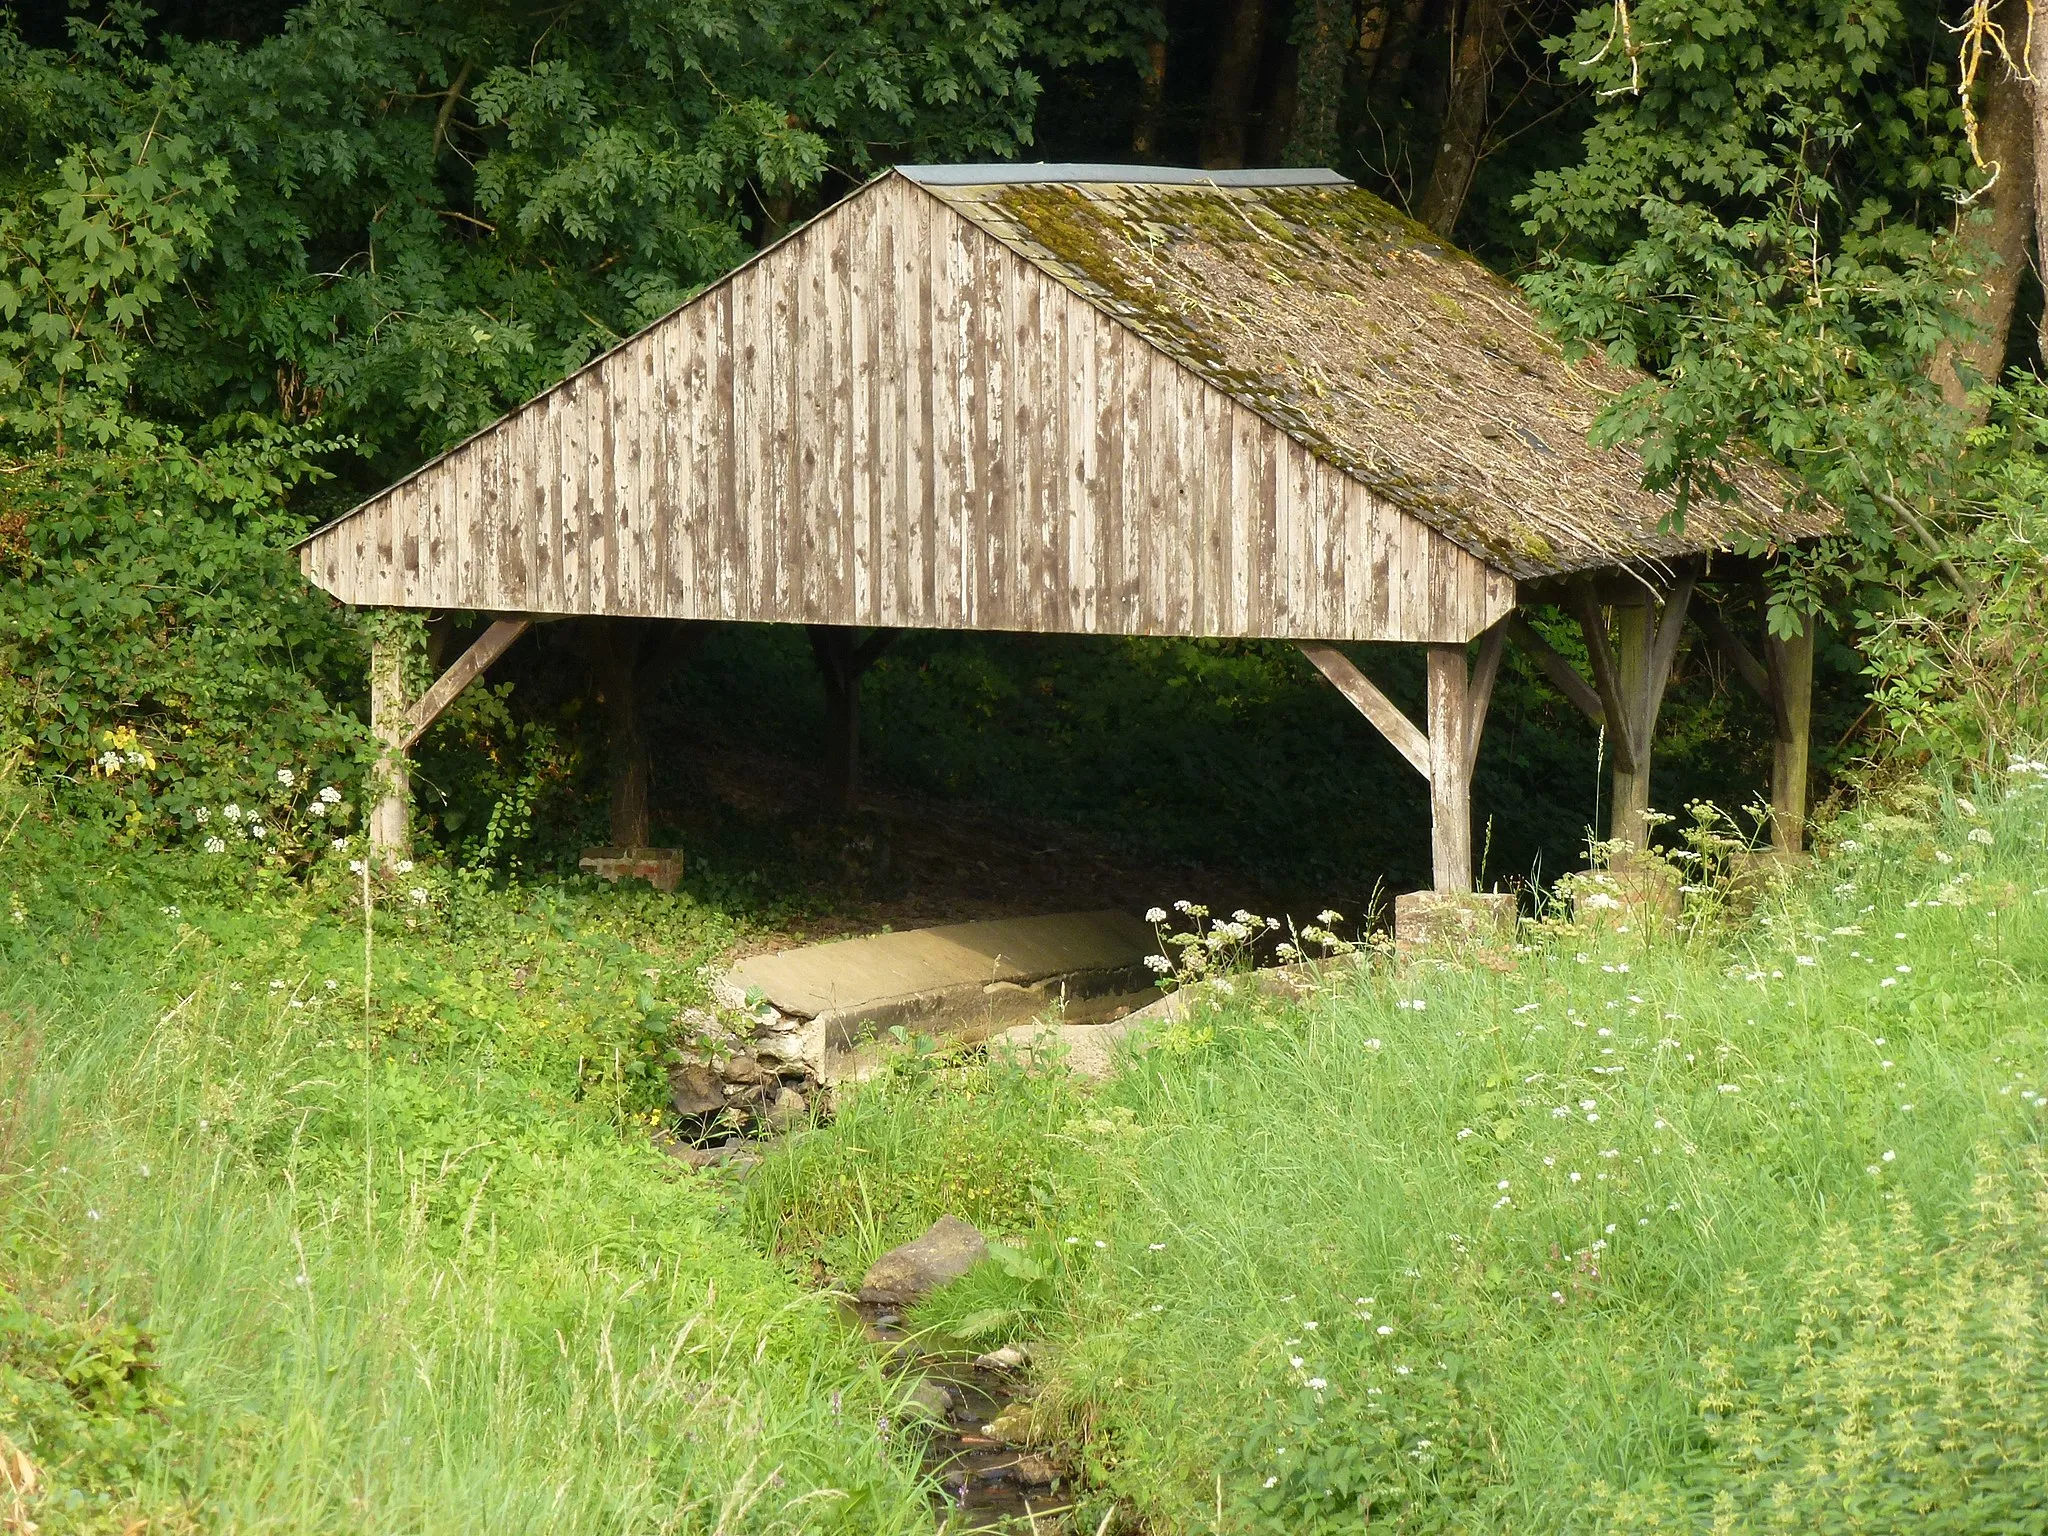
(1765, 622, 1815, 855)
(1505, 614, 1606, 728)
(1426, 644, 1473, 894)
(581, 620, 707, 849)
(1694, 596, 1814, 855)
(807, 626, 897, 813)
(367, 630, 411, 860)
(595, 632, 653, 850)
(1568, 575, 1694, 851)
(1608, 598, 1654, 849)
(1301, 635, 1503, 894)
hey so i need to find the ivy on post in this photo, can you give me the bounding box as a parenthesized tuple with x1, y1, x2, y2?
(364, 609, 428, 863)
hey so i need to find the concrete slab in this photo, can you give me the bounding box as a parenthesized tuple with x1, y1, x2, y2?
(728, 909, 1156, 1021)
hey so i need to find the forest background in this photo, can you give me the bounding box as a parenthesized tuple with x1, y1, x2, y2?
(4, 0, 2048, 899)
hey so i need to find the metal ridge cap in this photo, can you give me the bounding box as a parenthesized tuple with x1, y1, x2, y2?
(895, 162, 1353, 188)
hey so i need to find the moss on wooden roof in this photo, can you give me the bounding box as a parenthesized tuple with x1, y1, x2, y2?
(912, 173, 1826, 581)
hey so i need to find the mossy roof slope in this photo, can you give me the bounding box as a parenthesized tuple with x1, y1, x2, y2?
(906, 169, 1826, 582)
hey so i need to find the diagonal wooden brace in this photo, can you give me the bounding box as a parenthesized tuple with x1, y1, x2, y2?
(1463, 618, 1508, 782)
(1505, 614, 1605, 728)
(400, 617, 532, 751)
(1566, 578, 1640, 775)
(1298, 642, 1431, 780)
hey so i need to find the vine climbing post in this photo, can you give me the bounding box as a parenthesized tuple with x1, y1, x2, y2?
(367, 621, 412, 861)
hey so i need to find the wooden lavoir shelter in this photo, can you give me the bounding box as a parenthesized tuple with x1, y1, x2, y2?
(298, 163, 1829, 913)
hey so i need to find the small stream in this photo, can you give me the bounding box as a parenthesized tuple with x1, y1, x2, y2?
(848, 1301, 1085, 1531)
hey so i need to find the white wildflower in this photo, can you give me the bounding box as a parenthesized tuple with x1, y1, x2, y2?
(204, 836, 227, 854)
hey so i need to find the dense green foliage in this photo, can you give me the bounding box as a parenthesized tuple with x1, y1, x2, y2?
(0, 778, 948, 1535)
(3, 0, 2041, 865)
(751, 773, 2048, 1531)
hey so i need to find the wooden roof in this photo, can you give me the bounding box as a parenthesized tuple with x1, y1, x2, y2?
(298, 165, 1822, 644)
(910, 167, 1824, 580)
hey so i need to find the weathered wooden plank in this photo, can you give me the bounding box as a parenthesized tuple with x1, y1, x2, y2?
(527, 393, 551, 613)
(713, 283, 739, 620)
(731, 265, 765, 621)
(976, 228, 1007, 627)
(558, 374, 587, 613)
(796, 229, 828, 624)
(1115, 326, 1147, 629)
(1197, 371, 1228, 635)
(658, 299, 690, 611)
(302, 171, 1533, 649)
(1300, 642, 1431, 779)
(847, 190, 873, 625)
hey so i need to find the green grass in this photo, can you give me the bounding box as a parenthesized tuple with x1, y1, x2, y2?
(11, 769, 2048, 1534)
(0, 818, 939, 1535)
(750, 777, 2048, 1532)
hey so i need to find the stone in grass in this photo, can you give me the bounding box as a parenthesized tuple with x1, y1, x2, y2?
(763, 1086, 807, 1132)
(858, 1215, 989, 1305)
(899, 1378, 957, 1422)
(981, 1403, 1037, 1446)
(668, 1062, 726, 1117)
(973, 1344, 1030, 1372)
(1009, 1453, 1058, 1487)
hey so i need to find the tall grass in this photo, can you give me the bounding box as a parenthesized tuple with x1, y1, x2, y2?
(0, 826, 936, 1535)
(752, 773, 2048, 1531)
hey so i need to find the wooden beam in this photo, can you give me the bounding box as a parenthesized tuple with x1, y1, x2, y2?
(1463, 618, 1507, 781)
(1566, 579, 1639, 775)
(1764, 622, 1816, 855)
(1644, 572, 1696, 729)
(399, 617, 531, 751)
(1505, 614, 1605, 728)
(1694, 603, 1784, 733)
(1426, 645, 1473, 893)
(1299, 643, 1431, 780)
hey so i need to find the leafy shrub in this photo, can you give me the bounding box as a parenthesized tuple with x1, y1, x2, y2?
(0, 1282, 191, 1533)
(1594, 1147, 2048, 1533)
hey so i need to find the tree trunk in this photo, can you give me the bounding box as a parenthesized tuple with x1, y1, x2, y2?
(1285, 0, 1353, 166)
(1934, 0, 2035, 414)
(1372, 0, 1432, 91)
(2027, 0, 2048, 373)
(1201, 0, 1272, 168)
(1357, 1, 1392, 70)
(1416, 0, 1511, 236)
(1132, 37, 1171, 158)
